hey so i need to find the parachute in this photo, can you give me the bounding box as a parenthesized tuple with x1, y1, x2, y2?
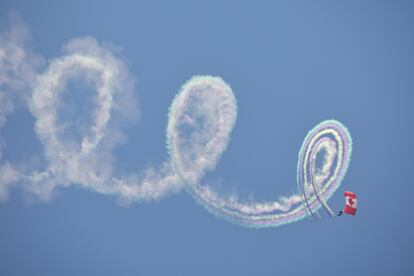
(343, 191, 357, 215)
(304, 189, 358, 218)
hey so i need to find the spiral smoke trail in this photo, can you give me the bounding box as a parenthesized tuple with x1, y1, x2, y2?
(0, 15, 352, 228)
(167, 76, 352, 228)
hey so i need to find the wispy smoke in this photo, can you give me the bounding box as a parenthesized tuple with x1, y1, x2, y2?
(0, 13, 41, 200)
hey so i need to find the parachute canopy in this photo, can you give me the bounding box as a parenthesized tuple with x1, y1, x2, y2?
(343, 191, 357, 215)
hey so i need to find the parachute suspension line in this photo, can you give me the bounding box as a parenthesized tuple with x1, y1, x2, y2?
(310, 166, 335, 217)
(300, 180, 320, 220)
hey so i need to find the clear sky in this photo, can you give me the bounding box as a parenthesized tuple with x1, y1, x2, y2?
(0, 1, 413, 275)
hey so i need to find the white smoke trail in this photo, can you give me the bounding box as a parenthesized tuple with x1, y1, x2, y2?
(167, 77, 352, 227)
(0, 14, 352, 229)
(0, 14, 40, 201)
(167, 76, 237, 186)
(0, 15, 182, 202)
(166, 76, 305, 224)
(27, 36, 183, 201)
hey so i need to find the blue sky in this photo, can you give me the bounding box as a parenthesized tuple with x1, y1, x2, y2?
(0, 1, 413, 275)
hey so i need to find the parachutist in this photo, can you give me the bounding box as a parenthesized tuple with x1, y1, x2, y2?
(337, 191, 357, 217)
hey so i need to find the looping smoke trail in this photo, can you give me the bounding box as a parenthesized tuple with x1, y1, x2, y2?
(0, 15, 352, 228)
(297, 120, 352, 219)
(167, 76, 237, 186)
(0, 16, 182, 203)
(25, 36, 183, 202)
(28, 37, 127, 198)
(167, 77, 352, 228)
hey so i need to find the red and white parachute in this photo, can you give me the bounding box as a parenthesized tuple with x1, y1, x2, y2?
(343, 191, 357, 215)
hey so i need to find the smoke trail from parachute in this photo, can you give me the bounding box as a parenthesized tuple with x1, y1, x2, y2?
(167, 76, 352, 228)
(0, 15, 353, 228)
